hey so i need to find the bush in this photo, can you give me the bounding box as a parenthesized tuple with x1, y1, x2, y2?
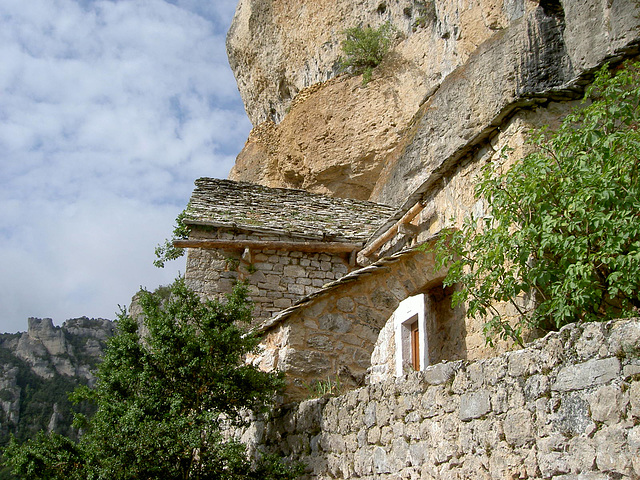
(2, 279, 301, 479)
(339, 22, 394, 85)
(153, 210, 188, 268)
(432, 61, 640, 346)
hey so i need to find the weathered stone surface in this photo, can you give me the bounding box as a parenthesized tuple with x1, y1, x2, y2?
(0, 317, 116, 441)
(228, 0, 640, 205)
(421, 361, 461, 386)
(552, 357, 621, 392)
(588, 385, 626, 425)
(553, 394, 595, 437)
(459, 389, 491, 421)
(230, 319, 640, 480)
(503, 408, 534, 447)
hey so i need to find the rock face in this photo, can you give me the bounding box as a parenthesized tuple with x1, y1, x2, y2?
(3, 317, 115, 381)
(227, 0, 640, 204)
(0, 317, 115, 443)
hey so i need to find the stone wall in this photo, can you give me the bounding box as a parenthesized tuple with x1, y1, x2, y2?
(367, 100, 577, 264)
(184, 229, 353, 326)
(240, 318, 640, 479)
(248, 247, 507, 402)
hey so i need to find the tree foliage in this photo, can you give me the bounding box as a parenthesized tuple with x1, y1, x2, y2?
(433, 61, 640, 345)
(3, 279, 301, 480)
(339, 22, 394, 85)
(153, 210, 189, 268)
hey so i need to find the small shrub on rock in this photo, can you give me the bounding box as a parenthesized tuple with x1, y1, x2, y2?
(339, 22, 394, 85)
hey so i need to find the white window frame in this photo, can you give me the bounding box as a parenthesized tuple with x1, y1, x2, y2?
(393, 294, 429, 376)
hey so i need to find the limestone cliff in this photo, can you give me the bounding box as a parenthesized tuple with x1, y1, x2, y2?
(227, 0, 640, 204)
(0, 317, 115, 444)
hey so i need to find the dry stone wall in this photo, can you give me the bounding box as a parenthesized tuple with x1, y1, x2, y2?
(184, 230, 353, 326)
(249, 248, 500, 402)
(240, 318, 640, 479)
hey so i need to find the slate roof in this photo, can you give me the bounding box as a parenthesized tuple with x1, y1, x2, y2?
(183, 178, 397, 243)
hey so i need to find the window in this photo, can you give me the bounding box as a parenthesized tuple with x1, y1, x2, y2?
(393, 294, 429, 376)
(410, 320, 420, 371)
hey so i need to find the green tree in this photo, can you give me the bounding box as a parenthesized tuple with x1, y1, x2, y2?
(154, 210, 189, 268)
(3, 279, 301, 480)
(339, 22, 394, 85)
(432, 61, 640, 345)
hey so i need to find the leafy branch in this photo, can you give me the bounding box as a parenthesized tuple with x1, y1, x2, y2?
(430, 60, 640, 345)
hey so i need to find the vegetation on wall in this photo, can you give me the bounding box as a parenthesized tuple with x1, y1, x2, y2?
(153, 210, 189, 268)
(432, 61, 640, 345)
(2, 279, 301, 480)
(339, 22, 394, 85)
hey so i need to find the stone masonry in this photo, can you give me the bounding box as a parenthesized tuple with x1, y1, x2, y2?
(248, 246, 503, 402)
(179, 178, 396, 326)
(185, 240, 352, 325)
(237, 318, 640, 479)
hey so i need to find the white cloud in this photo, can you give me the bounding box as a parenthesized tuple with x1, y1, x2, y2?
(0, 0, 251, 332)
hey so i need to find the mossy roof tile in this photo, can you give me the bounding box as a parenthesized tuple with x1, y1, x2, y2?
(184, 178, 397, 243)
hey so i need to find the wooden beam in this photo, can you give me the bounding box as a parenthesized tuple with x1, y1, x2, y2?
(173, 238, 360, 254)
(359, 202, 431, 259)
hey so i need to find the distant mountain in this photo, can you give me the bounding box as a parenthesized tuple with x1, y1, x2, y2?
(0, 317, 115, 450)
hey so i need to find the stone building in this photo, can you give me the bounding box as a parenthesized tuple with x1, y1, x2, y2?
(178, 179, 477, 401)
(175, 0, 640, 403)
(176, 178, 396, 327)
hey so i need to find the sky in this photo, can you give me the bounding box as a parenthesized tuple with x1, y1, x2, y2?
(0, 0, 252, 333)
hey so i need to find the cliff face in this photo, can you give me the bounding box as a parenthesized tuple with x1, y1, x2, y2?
(227, 0, 640, 204)
(0, 317, 115, 444)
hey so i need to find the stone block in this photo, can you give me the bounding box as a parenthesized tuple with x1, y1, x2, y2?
(253, 262, 273, 271)
(594, 425, 631, 475)
(306, 334, 334, 352)
(318, 313, 352, 333)
(422, 361, 461, 386)
(565, 435, 597, 474)
(370, 289, 398, 311)
(273, 298, 292, 309)
(629, 381, 640, 419)
(373, 446, 391, 474)
(607, 319, 640, 358)
(552, 357, 620, 392)
(575, 322, 606, 360)
(524, 374, 550, 401)
(364, 402, 377, 427)
(628, 425, 640, 476)
(390, 437, 410, 469)
(264, 273, 281, 284)
(409, 441, 427, 467)
(287, 284, 306, 295)
(284, 264, 306, 277)
(624, 363, 640, 378)
(367, 425, 381, 444)
(336, 296, 355, 313)
(503, 408, 534, 446)
(588, 385, 625, 424)
(459, 389, 491, 421)
(551, 474, 610, 480)
(333, 263, 348, 275)
(553, 394, 595, 437)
